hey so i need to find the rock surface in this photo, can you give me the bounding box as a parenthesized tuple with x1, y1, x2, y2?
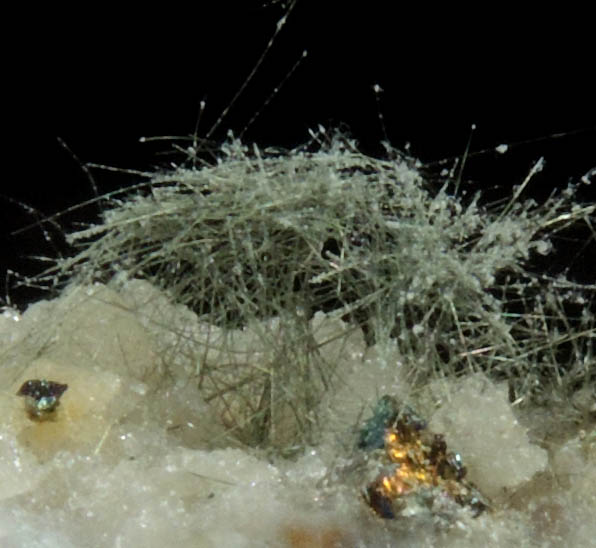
(0, 283, 594, 547)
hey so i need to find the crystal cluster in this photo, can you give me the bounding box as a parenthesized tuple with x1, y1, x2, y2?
(361, 396, 488, 520)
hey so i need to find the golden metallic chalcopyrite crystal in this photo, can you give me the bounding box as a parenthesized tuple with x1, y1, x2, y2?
(16, 379, 68, 420)
(360, 396, 488, 519)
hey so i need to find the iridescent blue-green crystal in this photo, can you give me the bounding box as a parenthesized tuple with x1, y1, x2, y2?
(358, 395, 400, 450)
(16, 379, 68, 420)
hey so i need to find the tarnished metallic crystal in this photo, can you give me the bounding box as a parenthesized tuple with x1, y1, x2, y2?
(358, 395, 400, 450)
(16, 379, 68, 420)
(360, 396, 488, 520)
(358, 395, 427, 450)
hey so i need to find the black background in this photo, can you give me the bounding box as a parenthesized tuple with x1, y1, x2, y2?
(3, 2, 595, 307)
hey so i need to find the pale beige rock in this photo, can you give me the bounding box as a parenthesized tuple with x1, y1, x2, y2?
(41, 284, 159, 382)
(318, 337, 413, 447)
(429, 374, 548, 500)
(0, 428, 45, 500)
(1, 283, 594, 548)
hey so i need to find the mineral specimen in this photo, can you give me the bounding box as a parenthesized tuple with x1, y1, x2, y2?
(16, 379, 68, 420)
(361, 397, 488, 520)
